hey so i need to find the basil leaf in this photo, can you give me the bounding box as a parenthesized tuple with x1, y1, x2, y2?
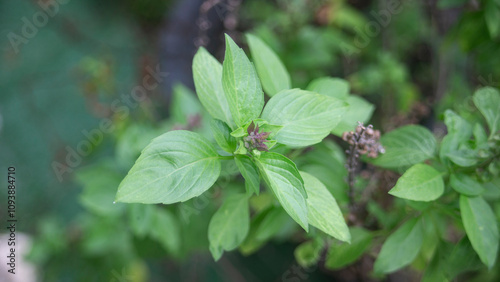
(235, 155, 260, 195)
(439, 110, 472, 164)
(374, 217, 424, 274)
(460, 195, 499, 268)
(300, 171, 350, 242)
(256, 152, 308, 231)
(246, 33, 291, 96)
(115, 130, 221, 204)
(389, 164, 444, 202)
(473, 87, 500, 137)
(306, 77, 350, 99)
(210, 119, 237, 153)
(370, 125, 437, 170)
(450, 173, 485, 196)
(326, 227, 373, 269)
(222, 34, 264, 127)
(331, 95, 374, 136)
(208, 194, 250, 261)
(261, 89, 347, 147)
(193, 47, 234, 128)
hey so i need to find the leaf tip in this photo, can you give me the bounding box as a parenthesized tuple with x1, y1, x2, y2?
(209, 244, 223, 261)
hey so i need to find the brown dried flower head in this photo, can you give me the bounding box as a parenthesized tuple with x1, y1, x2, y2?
(342, 122, 385, 158)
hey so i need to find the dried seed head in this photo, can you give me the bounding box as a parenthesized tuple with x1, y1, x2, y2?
(342, 122, 384, 158)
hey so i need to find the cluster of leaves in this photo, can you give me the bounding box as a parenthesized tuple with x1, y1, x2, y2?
(115, 34, 377, 261)
(360, 87, 500, 278)
(114, 31, 500, 280)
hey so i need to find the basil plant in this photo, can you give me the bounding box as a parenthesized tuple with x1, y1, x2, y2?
(115, 34, 359, 260)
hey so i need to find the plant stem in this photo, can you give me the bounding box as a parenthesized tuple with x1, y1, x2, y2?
(346, 127, 365, 223)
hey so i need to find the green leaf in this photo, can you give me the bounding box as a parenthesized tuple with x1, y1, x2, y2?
(300, 172, 350, 242)
(460, 195, 499, 268)
(473, 123, 488, 145)
(370, 125, 437, 169)
(445, 237, 483, 279)
(115, 130, 221, 204)
(128, 204, 155, 238)
(389, 164, 444, 202)
(484, 0, 500, 38)
(306, 77, 350, 99)
(246, 33, 291, 96)
(150, 208, 180, 255)
(473, 87, 500, 136)
(374, 218, 424, 274)
(450, 173, 485, 196)
(255, 207, 290, 241)
(447, 149, 479, 167)
(76, 162, 124, 217)
(255, 152, 309, 231)
(331, 95, 374, 136)
(230, 127, 247, 138)
(294, 239, 324, 268)
(208, 194, 250, 260)
(421, 241, 450, 282)
(440, 110, 472, 164)
(210, 119, 237, 153)
(193, 47, 234, 128)
(325, 227, 373, 269)
(171, 84, 203, 124)
(222, 34, 264, 127)
(235, 155, 260, 195)
(261, 89, 347, 147)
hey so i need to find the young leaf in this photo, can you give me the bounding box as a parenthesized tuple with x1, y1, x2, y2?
(306, 77, 350, 99)
(230, 127, 247, 138)
(246, 33, 291, 96)
(473, 87, 500, 137)
(261, 89, 347, 148)
(374, 217, 424, 274)
(300, 171, 350, 242)
(222, 34, 264, 127)
(115, 130, 221, 204)
(450, 173, 485, 196)
(331, 95, 375, 136)
(235, 155, 260, 195)
(208, 194, 250, 260)
(389, 164, 444, 202)
(193, 47, 234, 128)
(325, 227, 373, 270)
(460, 195, 499, 268)
(370, 125, 437, 169)
(255, 152, 309, 231)
(210, 119, 237, 153)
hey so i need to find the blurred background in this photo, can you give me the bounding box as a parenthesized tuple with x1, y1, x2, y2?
(1, 0, 499, 281)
